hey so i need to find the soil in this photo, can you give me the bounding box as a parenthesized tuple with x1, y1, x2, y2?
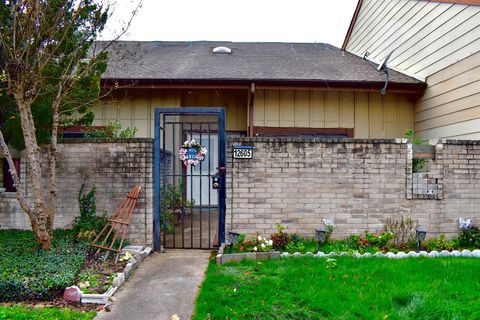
(0, 250, 128, 312)
(78, 251, 127, 294)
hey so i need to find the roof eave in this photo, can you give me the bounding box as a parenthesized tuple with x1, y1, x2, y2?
(101, 78, 426, 94)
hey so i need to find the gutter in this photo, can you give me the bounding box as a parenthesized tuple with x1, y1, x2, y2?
(101, 78, 426, 94)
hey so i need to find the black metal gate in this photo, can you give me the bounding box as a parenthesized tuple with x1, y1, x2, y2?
(154, 108, 226, 250)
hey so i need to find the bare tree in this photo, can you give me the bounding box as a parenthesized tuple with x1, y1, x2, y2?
(0, 0, 139, 249)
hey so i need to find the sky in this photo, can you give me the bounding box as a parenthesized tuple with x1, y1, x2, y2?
(99, 0, 358, 48)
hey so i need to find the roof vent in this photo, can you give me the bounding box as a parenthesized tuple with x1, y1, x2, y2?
(212, 46, 232, 54)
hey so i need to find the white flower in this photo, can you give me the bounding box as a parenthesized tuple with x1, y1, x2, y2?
(257, 235, 262, 241)
(268, 240, 273, 246)
(261, 243, 266, 248)
(253, 246, 257, 251)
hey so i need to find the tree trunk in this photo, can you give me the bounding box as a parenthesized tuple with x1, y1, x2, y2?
(15, 94, 52, 249)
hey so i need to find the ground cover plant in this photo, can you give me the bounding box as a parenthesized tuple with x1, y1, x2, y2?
(0, 229, 87, 302)
(194, 257, 480, 320)
(0, 305, 95, 320)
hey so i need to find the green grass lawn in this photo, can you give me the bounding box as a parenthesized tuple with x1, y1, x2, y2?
(0, 306, 95, 320)
(194, 257, 480, 320)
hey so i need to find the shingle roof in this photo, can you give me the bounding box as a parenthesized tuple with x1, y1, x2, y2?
(99, 41, 424, 89)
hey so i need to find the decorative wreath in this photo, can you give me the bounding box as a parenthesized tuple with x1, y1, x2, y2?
(178, 139, 207, 166)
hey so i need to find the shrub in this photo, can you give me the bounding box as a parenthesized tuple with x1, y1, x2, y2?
(425, 235, 458, 251)
(270, 224, 290, 250)
(84, 120, 137, 139)
(0, 230, 87, 302)
(458, 226, 480, 249)
(74, 183, 107, 240)
(384, 216, 417, 248)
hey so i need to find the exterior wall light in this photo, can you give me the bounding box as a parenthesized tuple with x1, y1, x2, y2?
(316, 228, 327, 252)
(227, 231, 240, 253)
(416, 228, 427, 252)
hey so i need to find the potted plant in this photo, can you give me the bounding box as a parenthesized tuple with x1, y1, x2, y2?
(163, 183, 195, 227)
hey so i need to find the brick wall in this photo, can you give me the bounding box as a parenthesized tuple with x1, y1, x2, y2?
(1, 136, 478, 246)
(0, 139, 154, 245)
(226, 137, 480, 240)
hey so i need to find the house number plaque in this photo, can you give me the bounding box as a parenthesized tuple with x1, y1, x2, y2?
(233, 145, 254, 159)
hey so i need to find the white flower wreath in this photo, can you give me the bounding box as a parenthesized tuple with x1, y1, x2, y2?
(178, 139, 207, 166)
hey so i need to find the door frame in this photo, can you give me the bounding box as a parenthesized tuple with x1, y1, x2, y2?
(153, 107, 226, 251)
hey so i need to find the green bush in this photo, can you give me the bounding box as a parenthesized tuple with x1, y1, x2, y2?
(0, 230, 87, 302)
(74, 183, 107, 240)
(458, 226, 480, 249)
(425, 235, 458, 251)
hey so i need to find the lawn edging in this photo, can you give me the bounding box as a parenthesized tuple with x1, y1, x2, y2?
(64, 246, 152, 304)
(216, 247, 480, 265)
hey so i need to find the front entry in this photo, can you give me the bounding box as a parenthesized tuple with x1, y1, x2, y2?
(154, 108, 226, 250)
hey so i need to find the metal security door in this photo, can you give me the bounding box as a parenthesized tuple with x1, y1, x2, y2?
(154, 108, 226, 250)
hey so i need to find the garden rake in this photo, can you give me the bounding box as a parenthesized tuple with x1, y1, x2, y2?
(92, 185, 142, 263)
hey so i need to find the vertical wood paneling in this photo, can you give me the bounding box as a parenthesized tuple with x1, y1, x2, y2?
(253, 89, 265, 126)
(226, 92, 239, 131)
(355, 92, 370, 138)
(383, 93, 398, 138)
(369, 93, 385, 138)
(294, 90, 310, 127)
(105, 99, 119, 122)
(340, 91, 355, 128)
(264, 90, 280, 127)
(279, 90, 295, 127)
(133, 95, 150, 137)
(325, 91, 340, 128)
(398, 94, 414, 135)
(309, 91, 325, 127)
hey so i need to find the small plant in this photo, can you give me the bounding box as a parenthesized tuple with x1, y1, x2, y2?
(84, 120, 137, 139)
(322, 219, 335, 243)
(270, 224, 290, 250)
(404, 129, 426, 173)
(384, 216, 417, 248)
(74, 183, 107, 240)
(425, 235, 458, 251)
(234, 234, 273, 252)
(325, 258, 337, 269)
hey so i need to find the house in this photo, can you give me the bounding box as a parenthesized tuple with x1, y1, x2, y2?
(95, 41, 425, 139)
(343, 0, 480, 140)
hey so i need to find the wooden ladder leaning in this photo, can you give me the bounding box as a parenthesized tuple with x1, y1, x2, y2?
(92, 185, 142, 262)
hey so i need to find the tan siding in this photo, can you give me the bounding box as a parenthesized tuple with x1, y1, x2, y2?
(415, 53, 480, 139)
(96, 89, 247, 137)
(279, 90, 295, 127)
(253, 89, 414, 138)
(264, 90, 280, 127)
(294, 90, 310, 127)
(354, 92, 370, 138)
(325, 91, 340, 128)
(369, 93, 385, 138)
(309, 91, 325, 127)
(340, 92, 355, 128)
(346, 0, 480, 80)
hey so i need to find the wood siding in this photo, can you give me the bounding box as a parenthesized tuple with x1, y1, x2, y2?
(93, 89, 248, 137)
(345, 0, 480, 80)
(415, 51, 480, 139)
(253, 89, 415, 138)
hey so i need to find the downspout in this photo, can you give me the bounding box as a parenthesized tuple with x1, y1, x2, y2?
(248, 82, 255, 137)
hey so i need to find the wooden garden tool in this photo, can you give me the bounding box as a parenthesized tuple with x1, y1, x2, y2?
(92, 185, 142, 262)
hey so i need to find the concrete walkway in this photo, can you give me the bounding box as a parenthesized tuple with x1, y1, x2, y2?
(95, 250, 211, 320)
